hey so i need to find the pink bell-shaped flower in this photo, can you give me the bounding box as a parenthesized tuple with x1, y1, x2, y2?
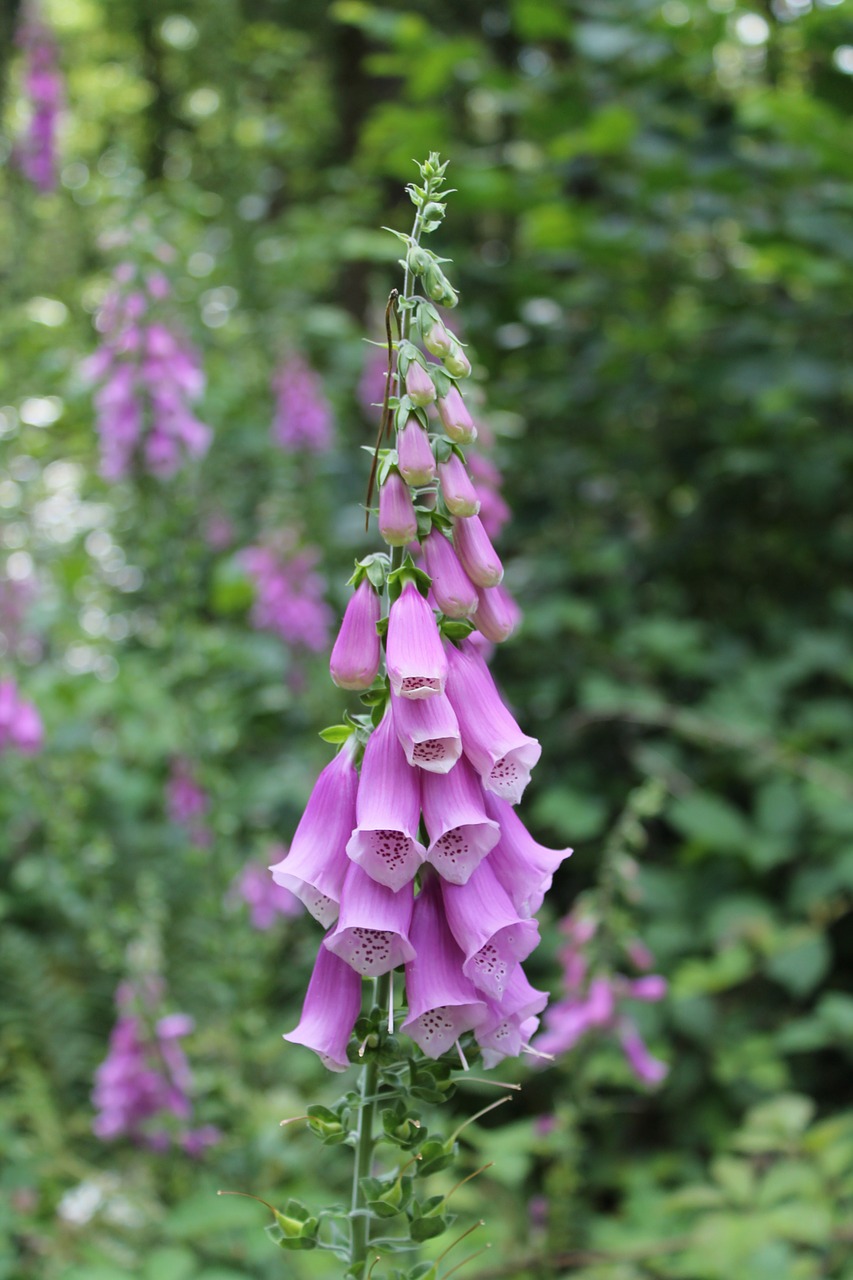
(453, 515, 503, 588)
(405, 362, 436, 408)
(440, 859, 539, 1000)
(421, 755, 500, 884)
(422, 527, 479, 620)
(437, 454, 480, 517)
(346, 709, 426, 890)
(284, 942, 363, 1072)
(484, 793, 572, 916)
(473, 584, 519, 644)
(397, 415, 436, 486)
(437, 386, 476, 443)
(324, 862, 416, 976)
(390, 688, 462, 774)
(386, 581, 447, 699)
(330, 578, 382, 691)
(401, 872, 488, 1058)
(379, 471, 418, 547)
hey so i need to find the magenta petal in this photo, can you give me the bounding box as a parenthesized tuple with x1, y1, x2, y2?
(445, 640, 541, 804)
(475, 965, 549, 1067)
(270, 740, 359, 925)
(440, 859, 540, 1000)
(401, 874, 487, 1058)
(619, 1021, 669, 1085)
(397, 416, 436, 486)
(284, 942, 362, 1072)
(405, 362, 436, 408)
(330, 579, 382, 690)
(484, 793, 572, 915)
(324, 862, 415, 976)
(453, 515, 503, 588)
(422, 527, 479, 620)
(346, 710, 426, 890)
(391, 688, 461, 774)
(421, 756, 500, 884)
(386, 582, 447, 700)
(437, 385, 476, 444)
(437, 453, 480, 517)
(473, 584, 520, 645)
(379, 472, 418, 547)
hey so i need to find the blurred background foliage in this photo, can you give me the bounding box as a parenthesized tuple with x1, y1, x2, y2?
(2, 0, 853, 1277)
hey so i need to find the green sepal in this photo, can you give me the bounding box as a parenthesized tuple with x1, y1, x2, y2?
(415, 508, 434, 542)
(265, 1199, 319, 1250)
(396, 339, 425, 379)
(306, 1103, 347, 1145)
(381, 1102, 425, 1150)
(409, 1208, 453, 1242)
(439, 617, 475, 643)
(387, 556, 432, 603)
(430, 365, 454, 400)
(363, 1172, 415, 1217)
(375, 615, 389, 638)
(416, 1138, 456, 1177)
(407, 1263, 437, 1280)
(378, 454, 400, 488)
(348, 552, 391, 593)
(318, 723, 355, 745)
(359, 685, 389, 709)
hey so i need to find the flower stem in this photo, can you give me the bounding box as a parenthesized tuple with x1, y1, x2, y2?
(350, 972, 390, 1275)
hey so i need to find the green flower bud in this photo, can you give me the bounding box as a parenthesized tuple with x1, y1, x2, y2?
(424, 262, 458, 308)
(407, 244, 432, 276)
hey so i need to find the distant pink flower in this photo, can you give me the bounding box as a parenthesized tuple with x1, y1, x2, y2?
(232, 856, 303, 930)
(271, 355, 334, 452)
(242, 541, 332, 654)
(0, 679, 43, 755)
(166, 758, 210, 846)
(15, 11, 63, 193)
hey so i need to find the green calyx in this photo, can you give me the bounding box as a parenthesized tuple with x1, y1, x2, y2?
(386, 555, 432, 603)
(348, 551, 391, 593)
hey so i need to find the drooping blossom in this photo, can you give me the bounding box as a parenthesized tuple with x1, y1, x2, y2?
(346, 710, 426, 891)
(452, 514, 504, 589)
(92, 980, 219, 1154)
(386, 581, 447, 699)
(270, 737, 359, 925)
(330, 578, 382, 691)
(535, 911, 668, 1085)
(397, 416, 436, 487)
(422, 527, 478, 620)
(242, 540, 332, 654)
(166, 757, 210, 847)
(14, 10, 63, 193)
(83, 262, 212, 481)
(379, 471, 418, 547)
(284, 942, 363, 1072)
(390, 688, 461, 774)
(271, 354, 334, 453)
(0, 678, 43, 755)
(231, 852, 303, 930)
(325, 862, 416, 977)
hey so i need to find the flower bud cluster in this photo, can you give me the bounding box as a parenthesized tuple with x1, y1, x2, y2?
(14, 10, 63, 193)
(241, 538, 332, 655)
(83, 260, 212, 482)
(271, 354, 334, 453)
(535, 911, 668, 1085)
(0, 677, 43, 756)
(92, 979, 219, 1154)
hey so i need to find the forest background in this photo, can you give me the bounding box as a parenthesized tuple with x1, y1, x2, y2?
(2, 1, 853, 1278)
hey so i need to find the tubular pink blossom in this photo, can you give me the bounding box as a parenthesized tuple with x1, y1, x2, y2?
(405, 362, 436, 408)
(437, 454, 480, 517)
(437, 386, 476, 443)
(346, 709, 426, 890)
(390, 688, 462, 774)
(484, 793, 572, 916)
(284, 942, 363, 1072)
(386, 582, 447, 700)
(626, 975, 668, 1002)
(445, 639, 541, 804)
(619, 1022, 669, 1085)
(401, 873, 488, 1058)
(379, 472, 418, 547)
(270, 739, 359, 926)
(421, 755, 500, 884)
(330, 579, 382, 691)
(397, 416, 436, 486)
(453, 514, 503, 588)
(473, 584, 519, 644)
(440, 859, 539, 1000)
(325, 862, 415, 976)
(422, 527, 479, 620)
(475, 966, 549, 1067)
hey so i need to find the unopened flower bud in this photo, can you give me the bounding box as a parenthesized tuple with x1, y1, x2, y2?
(437, 386, 476, 443)
(397, 415, 436, 486)
(329, 578, 382, 690)
(424, 262, 458, 308)
(407, 244, 431, 276)
(438, 453, 480, 517)
(473, 584, 519, 644)
(443, 345, 471, 379)
(379, 472, 418, 547)
(405, 362, 436, 408)
(423, 527, 479, 620)
(453, 515, 503, 588)
(422, 321, 454, 358)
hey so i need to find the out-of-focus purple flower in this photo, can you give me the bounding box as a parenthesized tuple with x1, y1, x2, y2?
(0, 678, 43, 756)
(15, 12, 63, 193)
(473, 583, 520, 645)
(83, 265, 212, 481)
(358, 345, 388, 418)
(242, 541, 332, 654)
(232, 855, 303, 930)
(92, 981, 218, 1154)
(204, 512, 235, 550)
(535, 909, 668, 1085)
(270, 739, 359, 926)
(271, 354, 334, 453)
(166, 758, 210, 846)
(284, 941, 363, 1072)
(0, 567, 38, 657)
